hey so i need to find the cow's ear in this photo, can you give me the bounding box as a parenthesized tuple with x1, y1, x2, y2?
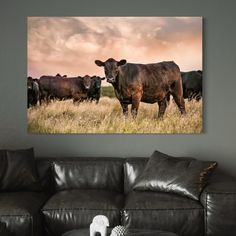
(101, 77, 105, 80)
(95, 60, 105, 67)
(117, 59, 127, 66)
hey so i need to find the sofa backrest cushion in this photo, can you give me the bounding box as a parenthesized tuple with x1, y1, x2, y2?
(124, 158, 148, 194)
(36, 158, 55, 193)
(52, 158, 124, 192)
(0, 148, 42, 191)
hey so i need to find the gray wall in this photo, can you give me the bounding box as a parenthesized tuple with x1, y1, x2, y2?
(0, 0, 236, 176)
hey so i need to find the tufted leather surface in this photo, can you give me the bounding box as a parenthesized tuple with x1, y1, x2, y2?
(52, 158, 124, 192)
(0, 192, 49, 236)
(123, 191, 204, 236)
(42, 189, 124, 236)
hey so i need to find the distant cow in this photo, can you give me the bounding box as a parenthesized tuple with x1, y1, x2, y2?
(87, 76, 105, 103)
(38, 75, 92, 103)
(181, 71, 202, 101)
(95, 58, 185, 118)
(27, 77, 40, 108)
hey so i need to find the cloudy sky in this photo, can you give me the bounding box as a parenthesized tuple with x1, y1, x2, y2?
(28, 17, 202, 81)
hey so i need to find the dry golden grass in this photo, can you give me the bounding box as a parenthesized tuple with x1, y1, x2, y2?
(27, 97, 202, 134)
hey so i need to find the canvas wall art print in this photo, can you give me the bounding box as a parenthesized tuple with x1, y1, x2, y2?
(27, 17, 202, 134)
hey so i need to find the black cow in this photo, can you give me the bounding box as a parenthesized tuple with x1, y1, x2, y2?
(87, 76, 105, 103)
(38, 75, 92, 103)
(95, 58, 185, 118)
(27, 77, 40, 108)
(181, 71, 202, 101)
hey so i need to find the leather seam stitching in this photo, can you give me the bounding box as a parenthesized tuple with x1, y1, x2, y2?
(0, 214, 31, 217)
(206, 192, 236, 194)
(123, 208, 203, 211)
(53, 161, 122, 165)
(42, 208, 120, 211)
(42, 208, 202, 212)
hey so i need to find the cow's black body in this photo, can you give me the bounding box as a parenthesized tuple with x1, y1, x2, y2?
(87, 76, 105, 104)
(181, 71, 202, 101)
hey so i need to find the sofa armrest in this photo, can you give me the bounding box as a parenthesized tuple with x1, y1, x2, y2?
(200, 180, 236, 236)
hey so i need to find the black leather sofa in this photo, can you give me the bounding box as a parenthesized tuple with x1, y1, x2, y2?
(0, 157, 236, 236)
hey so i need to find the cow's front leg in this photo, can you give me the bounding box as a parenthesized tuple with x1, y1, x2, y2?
(72, 93, 82, 104)
(120, 102, 128, 117)
(157, 99, 167, 118)
(131, 94, 141, 118)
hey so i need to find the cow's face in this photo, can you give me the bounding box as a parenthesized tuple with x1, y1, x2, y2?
(27, 77, 34, 90)
(82, 75, 92, 90)
(95, 58, 127, 83)
(92, 76, 105, 90)
(27, 81, 33, 90)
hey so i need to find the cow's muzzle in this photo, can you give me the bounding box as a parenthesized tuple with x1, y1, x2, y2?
(107, 77, 115, 83)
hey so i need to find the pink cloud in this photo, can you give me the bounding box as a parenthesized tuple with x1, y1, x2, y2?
(28, 17, 202, 81)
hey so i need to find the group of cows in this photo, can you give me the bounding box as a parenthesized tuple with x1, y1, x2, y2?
(28, 58, 202, 118)
(27, 74, 105, 108)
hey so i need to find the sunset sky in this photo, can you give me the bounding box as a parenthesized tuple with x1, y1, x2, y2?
(28, 17, 202, 82)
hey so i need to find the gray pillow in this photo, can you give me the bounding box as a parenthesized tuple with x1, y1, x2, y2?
(133, 150, 217, 200)
(0, 148, 41, 191)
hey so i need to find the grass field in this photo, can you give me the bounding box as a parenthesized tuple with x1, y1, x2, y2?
(28, 89, 202, 134)
(101, 86, 116, 98)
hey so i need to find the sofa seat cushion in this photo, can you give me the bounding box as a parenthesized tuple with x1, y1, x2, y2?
(123, 191, 204, 236)
(0, 192, 49, 236)
(42, 189, 124, 236)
